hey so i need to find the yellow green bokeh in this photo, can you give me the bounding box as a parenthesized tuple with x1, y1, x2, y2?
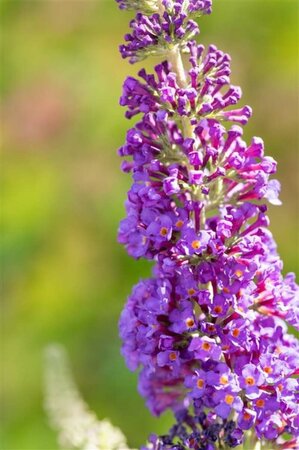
(1, 1, 298, 448)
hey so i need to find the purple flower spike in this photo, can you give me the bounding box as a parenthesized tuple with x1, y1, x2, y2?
(116, 0, 299, 448)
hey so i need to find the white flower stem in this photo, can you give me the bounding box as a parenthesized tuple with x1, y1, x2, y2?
(168, 45, 194, 139)
(157, 0, 164, 15)
(156, 1, 194, 140)
(169, 45, 188, 86)
(167, 44, 205, 230)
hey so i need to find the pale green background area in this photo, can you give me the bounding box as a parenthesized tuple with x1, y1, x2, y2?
(1, 0, 298, 449)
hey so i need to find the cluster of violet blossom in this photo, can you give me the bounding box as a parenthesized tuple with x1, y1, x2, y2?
(116, 1, 299, 449)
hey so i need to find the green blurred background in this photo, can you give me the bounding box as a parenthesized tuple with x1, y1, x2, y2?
(1, 0, 298, 448)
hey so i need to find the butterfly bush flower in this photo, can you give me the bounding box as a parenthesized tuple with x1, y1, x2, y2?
(116, 0, 299, 448)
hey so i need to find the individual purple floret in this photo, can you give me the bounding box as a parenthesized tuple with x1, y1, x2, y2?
(116, 0, 299, 448)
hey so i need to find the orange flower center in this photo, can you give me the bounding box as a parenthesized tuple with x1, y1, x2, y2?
(185, 318, 195, 328)
(160, 227, 168, 237)
(197, 378, 204, 389)
(232, 328, 240, 338)
(169, 352, 177, 361)
(243, 412, 252, 421)
(263, 366, 273, 374)
(175, 220, 184, 228)
(256, 399, 265, 408)
(202, 342, 211, 351)
(245, 376, 255, 386)
(214, 305, 223, 314)
(225, 394, 234, 405)
(191, 240, 200, 250)
(235, 269, 243, 277)
(220, 375, 228, 385)
(188, 288, 196, 296)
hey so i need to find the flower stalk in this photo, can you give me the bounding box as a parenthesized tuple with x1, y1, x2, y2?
(168, 46, 195, 139)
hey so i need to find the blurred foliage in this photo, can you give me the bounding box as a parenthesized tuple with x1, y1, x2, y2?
(1, 0, 298, 449)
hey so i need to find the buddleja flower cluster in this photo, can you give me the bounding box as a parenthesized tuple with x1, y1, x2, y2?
(116, 1, 299, 449)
